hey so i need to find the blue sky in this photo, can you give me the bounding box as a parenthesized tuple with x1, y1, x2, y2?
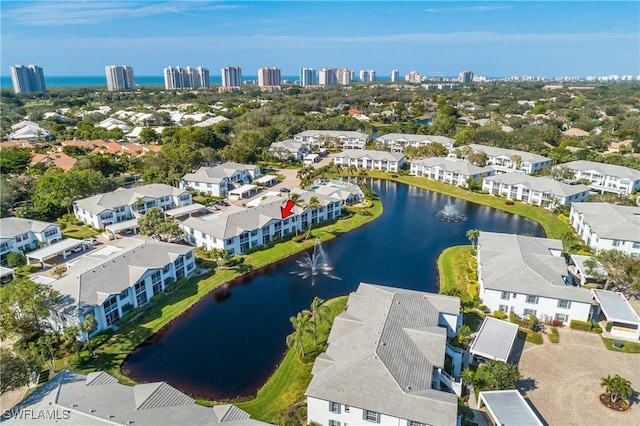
(1, 1, 638, 77)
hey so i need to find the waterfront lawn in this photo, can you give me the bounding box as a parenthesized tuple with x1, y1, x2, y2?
(236, 296, 348, 423)
(367, 171, 571, 239)
(438, 245, 477, 304)
(75, 198, 382, 386)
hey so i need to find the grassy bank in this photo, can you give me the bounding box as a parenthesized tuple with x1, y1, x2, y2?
(367, 171, 571, 239)
(235, 296, 348, 423)
(77, 197, 382, 386)
(437, 245, 476, 304)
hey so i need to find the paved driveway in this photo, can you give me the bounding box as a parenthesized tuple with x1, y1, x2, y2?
(517, 328, 640, 426)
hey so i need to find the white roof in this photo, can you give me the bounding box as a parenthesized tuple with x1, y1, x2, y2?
(562, 160, 640, 181)
(592, 290, 640, 325)
(0, 217, 59, 239)
(470, 317, 519, 362)
(26, 238, 84, 261)
(229, 184, 257, 195)
(479, 390, 544, 426)
(255, 175, 278, 184)
(334, 149, 404, 161)
(570, 202, 640, 242)
(164, 203, 208, 217)
(467, 144, 551, 164)
(483, 173, 591, 197)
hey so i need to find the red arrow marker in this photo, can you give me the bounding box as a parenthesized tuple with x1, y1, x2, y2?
(281, 199, 295, 219)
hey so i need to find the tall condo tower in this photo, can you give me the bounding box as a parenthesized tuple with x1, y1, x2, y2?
(221, 66, 243, 88)
(105, 65, 135, 91)
(299, 68, 318, 87)
(164, 66, 210, 89)
(359, 70, 376, 82)
(257, 67, 281, 87)
(10, 65, 46, 93)
(337, 68, 352, 85)
(459, 70, 474, 83)
(391, 69, 400, 82)
(319, 68, 338, 86)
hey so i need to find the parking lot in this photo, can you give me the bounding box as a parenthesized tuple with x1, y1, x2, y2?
(517, 328, 640, 425)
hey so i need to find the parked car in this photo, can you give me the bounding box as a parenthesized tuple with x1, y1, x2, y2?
(83, 237, 98, 246)
(279, 187, 291, 193)
(71, 245, 83, 253)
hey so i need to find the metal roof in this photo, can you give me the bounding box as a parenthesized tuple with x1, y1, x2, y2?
(25, 238, 84, 261)
(479, 390, 544, 426)
(470, 317, 519, 362)
(592, 290, 640, 324)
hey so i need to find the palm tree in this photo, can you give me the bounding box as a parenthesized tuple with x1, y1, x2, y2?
(62, 325, 80, 356)
(304, 196, 322, 240)
(304, 297, 330, 346)
(80, 314, 98, 357)
(561, 231, 577, 254)
(511, 154, 523, 171)
(286, 312, 313, 358)
(356, 168, 369, 184)
(288, 193, 304, 236)
(601, 374, 633, 404)
(461, 368, 475, 389)
(466, 229, 480, 248)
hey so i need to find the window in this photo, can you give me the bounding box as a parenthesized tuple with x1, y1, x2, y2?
(44, 228, 58, 237)
(408, 422, 426, 426)
(525, 295, 539, 304)
(612, 240, 621, 247)
(151, 271, 162, 295)
(633, 242, 640, 249)
(555, 313, 568, 322)
(499, 305, 508, 313)
(523, 309, 537, 317)
(328, 421, 341, 426)
(344, 405, 350, 413)
(251, 230, 258, 237)
(512, 293, 517, 299)
(329, 401, 340, 414)
(103, 296, 120, 326)
(119, 289, 129, 300)
(135, 281, 148, 306)
(500, 291, 509, 300)
(185, 251, 193, 260)
(557, 300, 571, 309)
(363, 410, 379, 423)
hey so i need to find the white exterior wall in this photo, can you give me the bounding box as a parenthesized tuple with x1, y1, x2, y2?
(180, 179, 228, 197)
(307, 397, 418, 426)
(334, 157, 402, 172)
(86, 251, 196, 335)
(569, 207, 640, 258)
(482, 181, 590, 207)
(484, 155, 551, 175)
(411, 163, 494, 187)
(571, 169, 640, 195)
(0, 225, 62, 261)
(479, 287, 592, 324)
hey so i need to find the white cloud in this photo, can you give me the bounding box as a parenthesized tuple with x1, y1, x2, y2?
(2, 1, 243, 26)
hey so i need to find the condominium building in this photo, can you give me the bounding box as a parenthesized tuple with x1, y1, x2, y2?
(10, 64, 46, 93)
(0, 217, 62, 265)
(163, 66, 210, 89)
(221, 66, 243, 88)
(359, 69, 376, 82)
(459, 70, 474, 83)
(299, 68, 318, 86)
(557, 160, 640, 195)
(411, 158, 496, 187)
(452, 144, 552, 174)
(333, 150, 405, 172)
(294, 130, 368, 149)
(337, 68, 352, 85)
(180, 162, 261, 197)
(390, 69, 400, 82)
(319, 68, 338, 86)
(405, 70, 422, 83)
(105, 65, 135, 91)
(257, 67, 281, 88)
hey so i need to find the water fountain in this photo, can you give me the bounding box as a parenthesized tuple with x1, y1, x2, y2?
(435, 201, 467, 222)
(291, 238, 339, 285)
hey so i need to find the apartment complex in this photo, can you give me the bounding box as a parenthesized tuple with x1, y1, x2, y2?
(376, 133, 455, 152)
(319, 68, 352, 86)
(257, 67, 281, 88)
(105, 65, 135, 91)
(410, 157, 496, 187)
(10, 64, 46, 93)
(300, 68, 318, 86)
(294, 130, 368, 149)
(163, 66, 210, 89)
(0, 217, 62, 265)
(453, 144, 552, 174)
(306, 283, 461, 426)
(390, 69, 400, 82)
(459, 70, 474, 83)
(221, 66, 243, 88)
(180, 162, 261, 197)
(359, 69, 376, 82)
(73, 184, 192, 229)
(477, 232, 593, 324)
(558, 160, 640, 195)
(569, 202, 640, 258)
(334, 150, 405, 172)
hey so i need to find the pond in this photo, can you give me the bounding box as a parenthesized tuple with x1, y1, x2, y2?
(123, 180, 544, 399)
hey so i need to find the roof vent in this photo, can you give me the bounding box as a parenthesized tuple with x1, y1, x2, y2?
(90, 409, 96, 413)
(71, 404, 78, 407)
(109, 415, 115, 419)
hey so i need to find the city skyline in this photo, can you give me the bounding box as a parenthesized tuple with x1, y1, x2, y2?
(1, 1, 638, 78)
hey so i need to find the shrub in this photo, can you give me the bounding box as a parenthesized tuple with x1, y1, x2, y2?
(292, 235, 305, 243)
(548, 319, 564, 327)
(68, 354, 87, 368)
(570, 319, 593, 331)
(593, 326, 602, 333)
(151, 293, 165, 303)
(58, 222, 67, 230)
(505, 200, 515, 206)
(524, 330, 544, 344)
(548, 327, 560, 343)
(606, 321, 613, 332)
(479, 304, 489, 313)
(492, 311, 507, 320)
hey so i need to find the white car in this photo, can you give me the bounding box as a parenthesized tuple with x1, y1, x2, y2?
(83, 238, 98, 246)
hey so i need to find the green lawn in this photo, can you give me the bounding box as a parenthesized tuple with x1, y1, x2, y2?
(236, 296, 348, 423)
(437, 245, 476, 303)
(60, 224, 100, 239)
(76, 198, 382, 387)
(367, 171, 571, 239)
(601, 337, 640, 353)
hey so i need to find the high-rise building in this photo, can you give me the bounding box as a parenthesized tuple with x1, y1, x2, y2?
(10, 65, 46, 93)
(337, 68, 352, 85)
(459, 70, 474, 83)
(105, 65, 135, 91)
(221, 66, 243, 88)
(257, 67, 281, 87)
(405, 71, 422, 84)
(359, 69, 376, 82)
(299, 68, 318, 87)
(164, 66, 210, 89)
(319, 68, 338, 86)
(391, 69, 400, 82)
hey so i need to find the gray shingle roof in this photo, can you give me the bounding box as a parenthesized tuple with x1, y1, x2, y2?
(182, 163, 259, 184)
(468, 144, 551, 164)
(269, 139, 306, 152)
(478, 232, 592, 303)
(571, 202, 640, 241)
(53, 238, 193, 309)
(377, 133, 455, 146)
(0, 217, 58, 239)
(74, 184, 189, 215)
(483, 173, 591, 197)
(305, 283, 459, 426)
(296, 130, 367, 139)
(334, 149, 404, 161)
(412, 157, 496, 175)
(562, 160, 640, 180)
(2, 370, 270, 425)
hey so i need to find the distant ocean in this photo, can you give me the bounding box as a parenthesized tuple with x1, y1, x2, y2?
(1, 75, 392, 89)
